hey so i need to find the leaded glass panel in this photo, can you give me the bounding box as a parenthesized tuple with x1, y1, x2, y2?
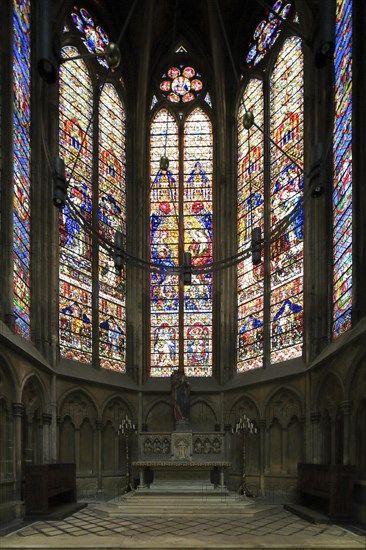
(333, 0, 352, 337)
(237, 79, 264, 371)
(183, 109, 213, 377)
(98, 84, 126, 371)
(150, 109, 179, 376)
(270, 37, 303, 363)
(13, 0, 31, 338)
(59, 47, 93, 362)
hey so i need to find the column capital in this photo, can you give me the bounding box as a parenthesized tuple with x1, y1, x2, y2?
(310, 411, 321, 423)
(340, 400, 353, 416)
(259, 419, 266, 430)
(42, 413, 52, 425)
(95, 420, 103, 431)
(12, 402, 24, 416)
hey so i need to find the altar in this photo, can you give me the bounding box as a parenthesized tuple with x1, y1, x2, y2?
(132, 429, 231, 491)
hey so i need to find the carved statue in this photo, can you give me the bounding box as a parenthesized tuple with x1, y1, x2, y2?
(171, 366, 190, 421)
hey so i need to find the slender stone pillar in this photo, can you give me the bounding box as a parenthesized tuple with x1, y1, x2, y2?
(56, 415, 61, 462)
(42, 413, 52, 464)
(340, 401, 352, 465)
(310, 412, 321, 463)
(12, 403, 24, 499)
(259, 419, 266, 495)
(96, 420, 103, 494)
(281, 427, 288, 474)
(50, 374, 57, 462)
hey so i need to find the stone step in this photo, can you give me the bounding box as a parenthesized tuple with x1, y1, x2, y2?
(94, 491, 258, 517)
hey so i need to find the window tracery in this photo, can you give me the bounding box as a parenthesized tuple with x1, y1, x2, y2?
(150, 103, 213, 377)
(58, 9, 126, 370)
(238, 33, 303, 371)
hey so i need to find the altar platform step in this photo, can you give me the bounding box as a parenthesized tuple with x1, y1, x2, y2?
(136, 480, 229, 494)
(94, 490, 261, 517)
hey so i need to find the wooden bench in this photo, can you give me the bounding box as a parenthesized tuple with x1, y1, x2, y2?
(25, 463, 76, 516)
(297, 463, 356, 520)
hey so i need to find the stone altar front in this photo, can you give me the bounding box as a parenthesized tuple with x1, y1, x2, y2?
(133, 430, 231, 491)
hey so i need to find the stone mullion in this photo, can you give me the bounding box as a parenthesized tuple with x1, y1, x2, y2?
(92, 82, 100, 369)
(352, 0, 366, 324)
(0, 0, 15, 330)
(178, 120, 184, 371)
(263, 78, 271, 369)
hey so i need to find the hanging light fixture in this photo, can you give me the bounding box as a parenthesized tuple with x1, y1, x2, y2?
(160, 155, 169, 171)
(243, 111, 254, 130)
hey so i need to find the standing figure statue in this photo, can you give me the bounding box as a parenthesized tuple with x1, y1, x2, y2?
(171, 366, 190, 422)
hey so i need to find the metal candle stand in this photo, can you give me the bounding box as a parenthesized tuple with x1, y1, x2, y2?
(118, 416, 136, 492)
(233, 415, 257, 497)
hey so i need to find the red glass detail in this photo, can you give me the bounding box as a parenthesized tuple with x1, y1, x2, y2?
(160, 80, 171, 92)
(191, 79, 202, 91)
(168, 67, 180, 78)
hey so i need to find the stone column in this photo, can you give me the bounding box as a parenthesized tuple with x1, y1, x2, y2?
(56, 415, 61, 462)
(281, 427, 288, 474)
(340, 401, 352, 465)
(310, 412, 321, 463)
(259, 419, 266, 496)
(96, 420, 103, 494)
(138, 467, 146, 489)
(75, 428, 80, 471)
(42, 413, 52, 464)
(50, 374, 57, 462)
(12, 403, 24, 499)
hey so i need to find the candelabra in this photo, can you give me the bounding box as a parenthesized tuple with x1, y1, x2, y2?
(233, 415, 257, 497)
(118, 416, 136, 492)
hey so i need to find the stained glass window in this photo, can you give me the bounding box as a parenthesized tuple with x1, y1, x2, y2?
(71, 6, 110, 69)
(13, 0, 31, 338)
(270, 37, 303, 363)
(333, 0, 352, 338)
(237, 79, 264, 372)
(183, 109, 213, 376)
(246, 1, 293, 68)
(98, 84, 126, 371)
(150, 109, 179, 376)
(160, 65, 203, 104)
(59, 47, 93, 362)
(238, 37, 303, 370)
(150, 107, 213, 377)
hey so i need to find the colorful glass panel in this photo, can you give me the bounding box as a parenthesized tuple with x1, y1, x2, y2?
(183, 109, 213, 377)
(237, 79, 264, 371)
(160, 65, 203, 104)
(246, 1, 293, 68)
(59, 47, 93, 362)
(71, 6, 109, 68)
(333, 0, 352, 337)
(98, 84, 126, 371)
(150, 109, 179, 376)
(13, 0, 31, 338)
(270, 37, 304, 363)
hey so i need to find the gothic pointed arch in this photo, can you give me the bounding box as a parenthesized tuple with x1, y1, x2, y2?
(149, 50, 213, 377)
(237, 5, 304, 371)
(58, 6, 127, 371)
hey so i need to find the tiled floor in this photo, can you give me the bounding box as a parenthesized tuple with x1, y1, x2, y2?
(1, 504, 366, 549)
